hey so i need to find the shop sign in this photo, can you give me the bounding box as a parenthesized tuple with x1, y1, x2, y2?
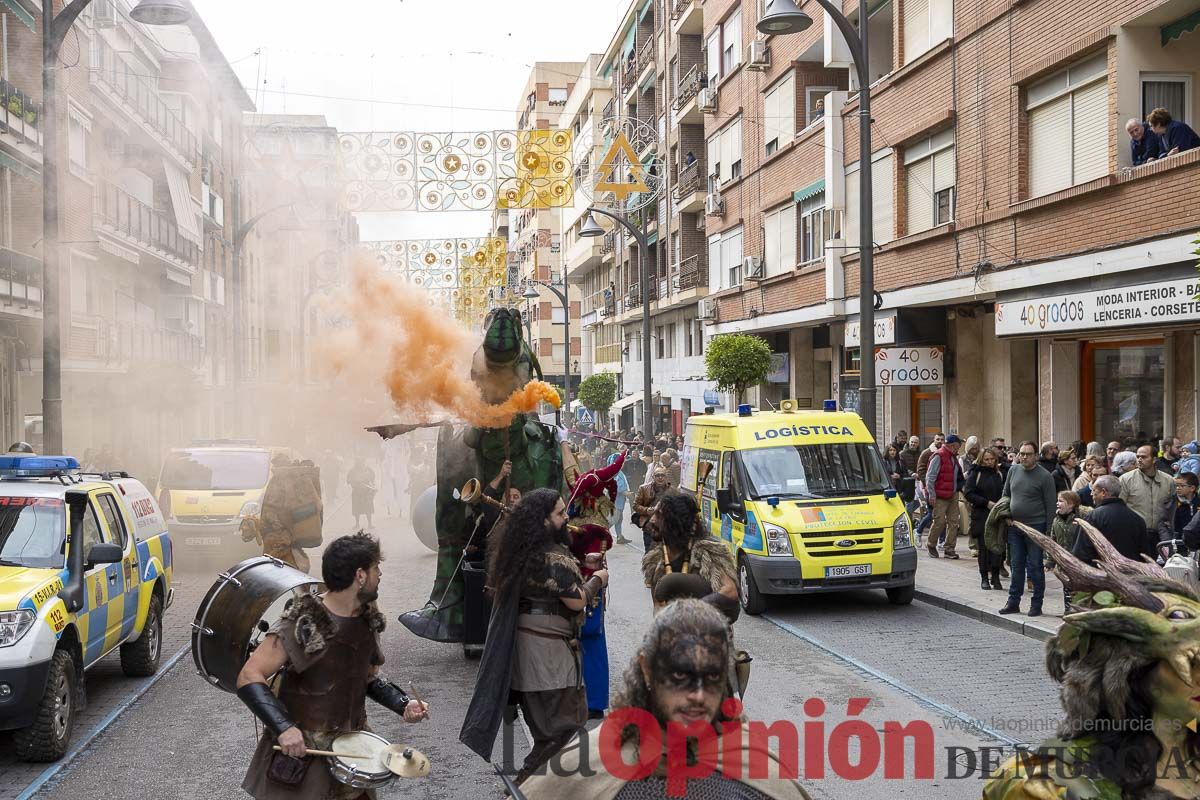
(875, 347, 944, 386)
(767, 353, 790, 384)
(995, 277, 1200, 337)
(845, 313, 897, 347)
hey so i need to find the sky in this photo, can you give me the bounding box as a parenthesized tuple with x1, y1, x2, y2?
(191, 0, 632, 240)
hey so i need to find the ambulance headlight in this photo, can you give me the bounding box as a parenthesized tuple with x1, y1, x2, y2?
(238, 501, 261, 519)
(892, 513, 914, 550)
(0, 609, 35, 647)
(763, 522, 792, 556)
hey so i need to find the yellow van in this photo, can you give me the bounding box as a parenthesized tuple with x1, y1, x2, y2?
(680, 402, 916, 615)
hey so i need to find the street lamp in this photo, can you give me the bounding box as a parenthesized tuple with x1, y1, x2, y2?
(41, 0, 193, 453)
(523, 279, 572, 412)
(757, 0, 879, 439)
(580, 208, 653, 443)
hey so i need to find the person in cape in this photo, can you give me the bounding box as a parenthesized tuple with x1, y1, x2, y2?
(458, 488, 609, 785)
(519, 600, 812, 799)
(235, 532, 428, 800)
(641, 489, 739, 620)
(984, 518, 1200, 799)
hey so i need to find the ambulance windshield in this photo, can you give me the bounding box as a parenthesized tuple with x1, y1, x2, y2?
(161, 450, 270, 491)
(740, 444, 890, 499)
(0, 497, 67, 569)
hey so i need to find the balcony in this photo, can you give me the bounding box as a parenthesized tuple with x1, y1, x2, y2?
(0, 78, 42, 161)
(90, 38, 197, 168)
(601, 230, 616, 257)
(674, 160, 705, 213)
(635, 38, 656, 86)
(596, 343, 623, 364)
(677, 254, 707, 290)
(0, 245, 42, 308)
(673, 64, 703, 111)
(94, 181, 200, 269)
(672, 0, 703, 35)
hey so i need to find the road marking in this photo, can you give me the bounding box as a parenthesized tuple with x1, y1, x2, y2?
(762, 614, 1021, 747)
(16, 643, 193, 800)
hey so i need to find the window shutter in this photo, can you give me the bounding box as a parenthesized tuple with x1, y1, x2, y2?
(930, 0, 953, 44)
(872, 154, 894, 245)
(903, 0, 930, 65)
(730, 120, 742, 175)
(1029, 95, 1072, 197)
(779, 76, 795, 142)
(1071, 80, 1108, 185)
(719, 127, 734, 183)
(707, 134, 721, 179)
(780, 204, 796, 273)
(906, 156, 934, 234)
(764, 86, 780, 150)
(706, 33, 721, 83)
(844, 167, 860, 249)
(933, 145, 955, 192)
(708, 234, 723, 289)
(726, 11, 742, 70)
(764, 209, 781, 275)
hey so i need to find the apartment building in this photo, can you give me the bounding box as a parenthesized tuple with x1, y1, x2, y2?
(687, 0, 1200, 448)
(511, 61, 584, 396)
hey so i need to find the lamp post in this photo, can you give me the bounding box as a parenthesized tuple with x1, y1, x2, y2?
(41, 0, 191, 454)
(523, 278, 571, 412)
(579, 207, 653, 443)
(758, 0, 878, 439)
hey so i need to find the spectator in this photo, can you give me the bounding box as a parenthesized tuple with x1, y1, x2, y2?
(1073, 456, 1107, 492)
(916, 432, 946, 480)
(1168, 472, 1200, 544)
(1120, 444, 1175, 533)
(1072, 475, 1151, 565)
(1037, 441, 1059, 474)
(1157, 436, 1183, 475)
(662, 449, 681, 488)
(999, 441, 1056, 617)
(882, 443, 909, 498)
(1085, 441, 1105, 461)
(899, 435, 922, 475)
(684, 151, 697, 167)
(925, 434, 964, 559)
(1111, 450, 1138, 477)
(990, 437, 1011, 477)
(1147, 107, 1200, 157)
(1105, 441, 1122, 470)
(1048, 490, 1087, 566)
(959, 436, 981, 552)
(1179, 442, 1200, 477)
(964, 447, 1005, 590)
(1126, 118, 1164, 166)
(1052, 449, 1078, 494)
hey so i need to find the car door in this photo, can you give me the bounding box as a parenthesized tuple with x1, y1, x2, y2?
(76, 497, 117, 666)
(97, 490, 139, 645)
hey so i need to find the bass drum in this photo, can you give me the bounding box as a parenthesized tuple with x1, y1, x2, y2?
(192, 556, 322, 693)
(412, 486, 439, 552)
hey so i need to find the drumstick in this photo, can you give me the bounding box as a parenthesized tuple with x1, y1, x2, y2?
(409, 681, 431, 720)
(272, 745, 371, 758)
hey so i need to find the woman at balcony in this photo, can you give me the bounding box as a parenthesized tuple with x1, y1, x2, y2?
(1148, 107, 1200, 157)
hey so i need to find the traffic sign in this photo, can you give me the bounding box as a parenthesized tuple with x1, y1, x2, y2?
(576, 407, 595, 425)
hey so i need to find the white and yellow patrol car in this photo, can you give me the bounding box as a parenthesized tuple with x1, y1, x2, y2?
(681, 402, 917, 615)
(0, 455, 172, 761)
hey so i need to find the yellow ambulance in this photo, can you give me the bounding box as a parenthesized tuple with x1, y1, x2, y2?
(680, 401, 916, 614)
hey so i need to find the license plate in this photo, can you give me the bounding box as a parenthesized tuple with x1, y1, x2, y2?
(185, 537, 222, 546)
(825, 564, 872, 578)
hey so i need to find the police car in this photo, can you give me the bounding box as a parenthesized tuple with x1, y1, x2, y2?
(0, 455, 173, 761)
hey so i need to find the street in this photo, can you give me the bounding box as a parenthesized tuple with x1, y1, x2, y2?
(2, 504, 1059, 800)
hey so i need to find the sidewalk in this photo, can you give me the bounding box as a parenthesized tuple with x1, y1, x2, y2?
(914, 546, 1065, 642)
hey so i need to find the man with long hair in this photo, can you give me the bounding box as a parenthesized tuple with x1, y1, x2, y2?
(520, 600, 811, 798)
(459, 488, 609, 784)
(641, 490, 739, 620)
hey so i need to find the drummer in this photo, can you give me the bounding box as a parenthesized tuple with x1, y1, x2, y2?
(236, 532, 429, 800)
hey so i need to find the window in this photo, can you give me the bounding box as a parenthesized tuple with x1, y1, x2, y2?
(548, 87, 569, 105)
(656, 326, 665, 358)
(799, 191, 827, 264)
(902, 0, 952, 66)
(666, 323, 676, 358)
(706, 118, 742, 186)
(805, 87, 836, 128)
(1141, 74, 1192, 127)
(684, 316, 695, 357)
(98, 494, 128, 549)
(722, 10, 742, 76)
(80, 502, 106, 562)
(764, 74, 795, 155)
(68, 108, 90, 173)
(845, 152, 895, 248)
(708, 225, 744, 290)
(70, 252, 95, 316)
(904, 130, 955, 234)
(695, 319, 704, 355)
(1026, 53, 1108, 198)
(553, 343, 566, 363)
(763, 203, 797, 277)
(706, 32, 721, 86)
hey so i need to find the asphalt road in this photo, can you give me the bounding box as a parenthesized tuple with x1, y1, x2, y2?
(4, 503, 1062, 799)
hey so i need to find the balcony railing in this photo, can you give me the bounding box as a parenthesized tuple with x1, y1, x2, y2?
(675, 160, 702, 197)
(601, 231, 616, 255)
(602, 98, 616, 122)
(91, 38, 197, 165)
(672, 0, 692, 16)
(636, 38, 656, 77)
(673, 64, 703, 110)
(0, 78, 40, 149)
(94, 181, 200, 267)
(596, 343, 622, 363)
(0, 245, 41, 303)
(677, 254, 707, 290)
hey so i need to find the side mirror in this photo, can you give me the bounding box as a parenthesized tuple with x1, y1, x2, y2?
(716, 488, 733, 515)
(86, 542, 123, 566)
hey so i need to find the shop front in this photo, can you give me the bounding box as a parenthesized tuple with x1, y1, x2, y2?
(995, 264, 1200, 445)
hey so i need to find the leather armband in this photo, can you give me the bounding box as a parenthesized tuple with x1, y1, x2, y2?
(236, 682, 296, 737)
(702, 591, 741, 623)
(366, 678, 411, 714)
(582, 575, 604, 604)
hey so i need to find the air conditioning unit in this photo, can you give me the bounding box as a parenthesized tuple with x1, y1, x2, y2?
(697, 298, 717, 321)
(698, 87, 716, 112)
(743, 256, 764, 281)
(747, 41, 770, 71)
(704, 192, 724, 216)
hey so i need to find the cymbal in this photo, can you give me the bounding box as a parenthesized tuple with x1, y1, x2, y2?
(382, 744, 431, 778)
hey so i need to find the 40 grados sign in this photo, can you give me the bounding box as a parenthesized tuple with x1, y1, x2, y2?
(875, 347, 944, 386)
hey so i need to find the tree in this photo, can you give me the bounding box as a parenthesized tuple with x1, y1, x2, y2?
(578, 372, 617, 428)
(704, 334, 773, 404)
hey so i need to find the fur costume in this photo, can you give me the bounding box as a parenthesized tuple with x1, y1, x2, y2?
(641, 536, 737, 596)
(280, 593, 386, 656)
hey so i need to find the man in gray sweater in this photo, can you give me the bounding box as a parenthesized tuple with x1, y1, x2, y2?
(999, 441, 1057, 617)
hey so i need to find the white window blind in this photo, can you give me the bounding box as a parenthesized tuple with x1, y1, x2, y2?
(904, 134, 955, 234)
(707, 133, 721, 179)
(844, 153, 894, 247)
(906, 157, 934, 233)
(933, 146, 955, 192)
(903, 0, 929, 64)
(764, 204, 796, 277)
(723, 228, 744, 287)
(708, 119, 743, 184)
(706, 33, 721, 85)
(1072, 80, 1108, 184)
(764, 75, 795, 154)
(1029, 95, 1073, 197)
(1027, 54, 1109, 197)
(844, 165, 860, 248)
(931, 0, 953, 43)
(723, 11, 742, 75)
(729, 119, 742, 178)
(708, 234, 723, 288)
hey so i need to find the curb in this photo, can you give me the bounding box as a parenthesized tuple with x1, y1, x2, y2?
(913, 587, 1059, 643)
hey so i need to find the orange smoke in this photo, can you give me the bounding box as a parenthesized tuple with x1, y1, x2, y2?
(319, 256, 561, 428)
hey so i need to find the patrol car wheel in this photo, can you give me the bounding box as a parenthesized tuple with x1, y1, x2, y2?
(738, 557, 767, 616)
(120, 594, 162, 677)
(886, 585, 915, 606)
(13, 649, 75, 761)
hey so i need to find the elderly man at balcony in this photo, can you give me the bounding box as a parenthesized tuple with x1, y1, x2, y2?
(1148, 107, 1200, 157)
(685, 151, 696, 167)
(1126, 118, 1163, 166)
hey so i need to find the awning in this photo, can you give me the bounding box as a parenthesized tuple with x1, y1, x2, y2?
(163, 158, 203, 245)
(613, 393, 642, 411)
(621, 25, 636, 58)
(1163, 9, 1200, 45)
(638, 0, 654, 22)
(646, 231, 658, 246)
(1, 1, 35, 32)
(794, 178, 826, 204)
